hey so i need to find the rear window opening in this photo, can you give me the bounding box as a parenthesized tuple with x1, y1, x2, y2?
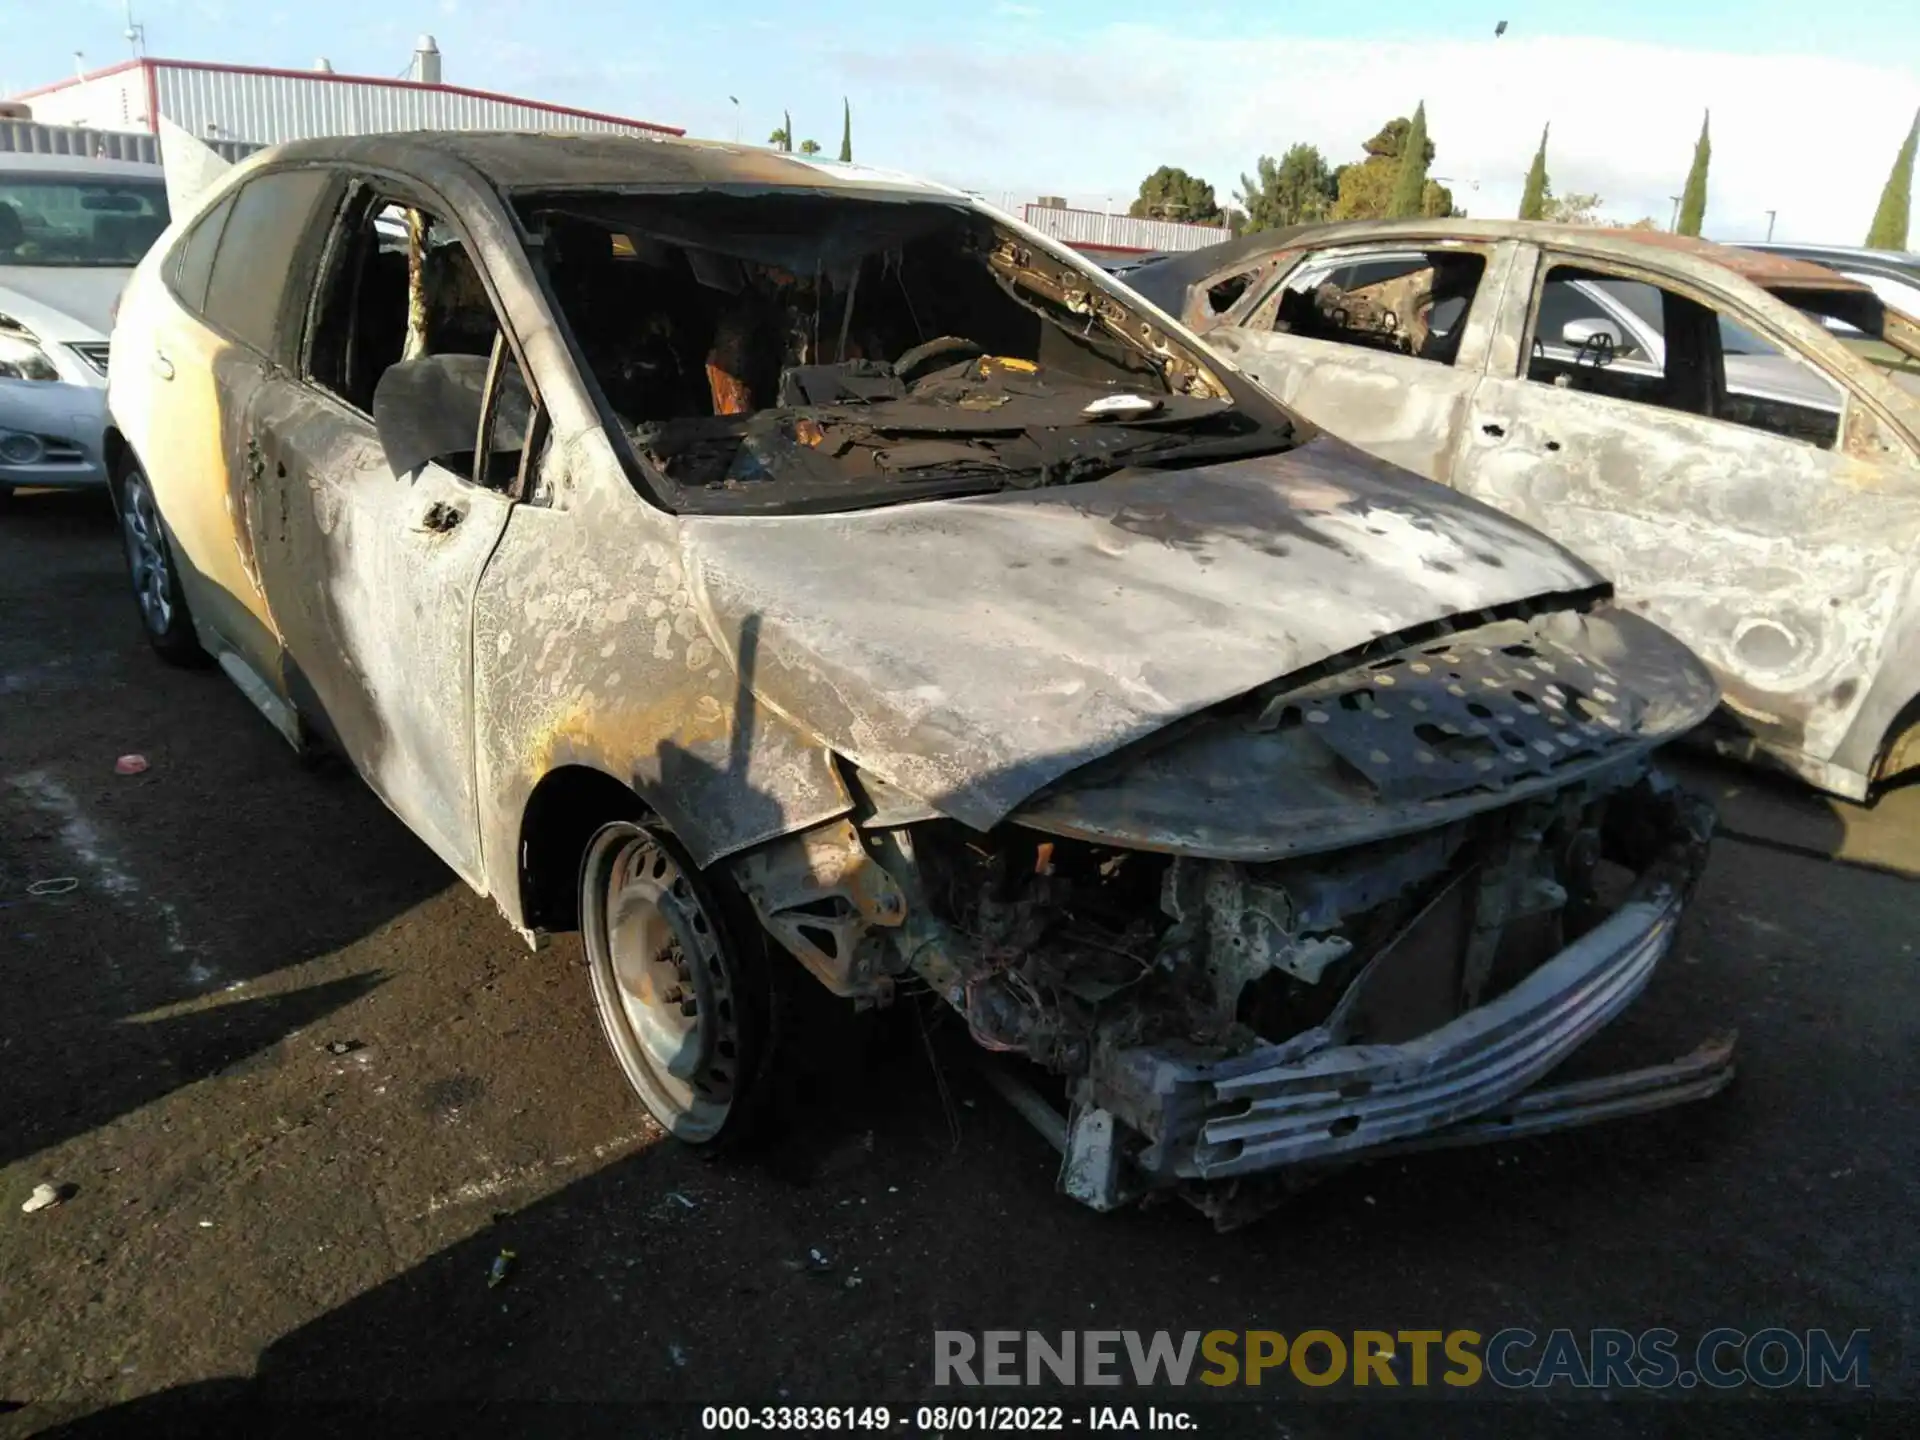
(514, 191, 1288, 511)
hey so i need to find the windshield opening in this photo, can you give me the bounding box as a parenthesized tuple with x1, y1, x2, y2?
(514, 190, 1293, 512)
(1769, 286, 1920, 397)
(0, 173, 169, 267)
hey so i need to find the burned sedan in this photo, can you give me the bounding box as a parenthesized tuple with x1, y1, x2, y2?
(1126, 220, 1920, 802)
(106, 134, 1730, 1220)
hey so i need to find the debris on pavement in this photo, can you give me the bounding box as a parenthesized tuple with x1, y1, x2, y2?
(487, 1249, 517, 1289)
(21, 1183, 67, 1213)
(26, 877, 78, 896)
(324, 1040, 363, 1056)
(667, 1191, 696, 1210)
(113, 754, 149, 776)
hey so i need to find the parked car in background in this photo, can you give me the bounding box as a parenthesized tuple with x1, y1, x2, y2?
(1739, 243, 1920, 388)
(107, 135, 1729, 1222)
(0, 154, 168, 500)
(1741, 242, 1920, 323)
(1128, 220, 1920, 801)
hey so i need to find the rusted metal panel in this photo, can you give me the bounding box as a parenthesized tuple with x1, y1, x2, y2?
(1453, 372, 1920, 794)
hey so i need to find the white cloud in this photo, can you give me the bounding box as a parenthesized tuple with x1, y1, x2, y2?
(820, 28, 1920, 245)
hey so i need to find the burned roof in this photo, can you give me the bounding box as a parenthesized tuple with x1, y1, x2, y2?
(246, 129, 965, 202)
(1584, 226, 1874, 290)
(1125, 217, 1873, 316)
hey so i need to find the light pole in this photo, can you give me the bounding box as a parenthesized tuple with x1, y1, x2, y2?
(1669, 195, 1682, 231)
(1765, 209, 1777, 242)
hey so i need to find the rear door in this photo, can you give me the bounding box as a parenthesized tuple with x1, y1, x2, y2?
(1204, 240, 1514, 482)
(1451, 245, 1920, 783)
(244, 180, 535, 884)
(119, 170, 335, 687)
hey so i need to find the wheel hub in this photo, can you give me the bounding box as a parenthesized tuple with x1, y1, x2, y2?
(120, 474, 172, 633)
(591, 831, 744, 1138)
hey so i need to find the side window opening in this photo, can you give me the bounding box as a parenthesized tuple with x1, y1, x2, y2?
(1526, 263, 1844, 449)
(1265, 247, 1487, 366)
(169, 193, 233, 316)
(306, 194, 534, 493)
(1205, 268, 1260, 314)
(201, 168, 335, 358)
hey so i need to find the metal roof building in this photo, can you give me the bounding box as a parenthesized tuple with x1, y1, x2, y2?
(1021, 202, 1229, 266)
(3, 43, 681, 148)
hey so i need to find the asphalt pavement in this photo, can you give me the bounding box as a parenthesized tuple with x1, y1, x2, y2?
(0, 490, 1913, 1437)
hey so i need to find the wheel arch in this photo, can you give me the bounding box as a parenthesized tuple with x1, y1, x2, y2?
(514, 763, 653, 934)
(101, 425, 132, 491)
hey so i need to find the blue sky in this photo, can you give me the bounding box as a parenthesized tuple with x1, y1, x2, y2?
(4, 2, 1917, 242)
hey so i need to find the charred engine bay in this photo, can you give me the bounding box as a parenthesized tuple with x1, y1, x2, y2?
(908, 765, 1692, 1079)
(521, 190, 1276, 511)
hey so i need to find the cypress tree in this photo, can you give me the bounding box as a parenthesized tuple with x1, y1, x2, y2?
(839, 98, 852, 163)
(782, 110, 793, 153)
(1387, 101, 1430, 219)
(1518, 123, 1550, 220)
(1865, 108, 1917, 250)
(1676, 110, 1710, 237)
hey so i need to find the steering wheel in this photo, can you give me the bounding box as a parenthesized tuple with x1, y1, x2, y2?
(894, 335, 985, 383)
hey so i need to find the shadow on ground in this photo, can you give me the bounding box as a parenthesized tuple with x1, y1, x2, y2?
(1, 492, 452, 1165)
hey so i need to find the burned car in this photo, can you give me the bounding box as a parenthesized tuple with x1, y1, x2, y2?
(1126, 220, 1920, 802)
(106, 134, 1730, 1220)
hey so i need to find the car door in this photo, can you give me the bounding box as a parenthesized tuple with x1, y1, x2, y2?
(1450, 243, 1920, 784)
(244, 180, 534, 884)
(1202, 239, 1515, 482)
(119, 174, 334, 695)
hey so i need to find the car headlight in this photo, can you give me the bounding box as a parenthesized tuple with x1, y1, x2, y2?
(0, 331, 61, 383)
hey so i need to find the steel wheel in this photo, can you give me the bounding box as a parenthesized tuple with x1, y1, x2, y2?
(581, 820, 769, 1144)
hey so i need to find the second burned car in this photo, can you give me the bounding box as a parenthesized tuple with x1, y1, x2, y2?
(107, 133, 1730, 1221)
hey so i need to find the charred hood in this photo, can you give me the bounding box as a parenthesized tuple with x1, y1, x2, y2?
(676, 436, 1717, 838)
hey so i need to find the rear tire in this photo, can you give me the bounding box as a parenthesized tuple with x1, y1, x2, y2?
(579, 819, 784, 1148)
(113, 455, 205, 666)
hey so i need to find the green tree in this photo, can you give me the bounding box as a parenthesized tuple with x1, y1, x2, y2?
(838, 97, 853, 163)
(1676, 110, 1710, 236)
(799, 138, 821, 156)
(1865, 108, 1917, 250)
(1332, 113, 1452, 221)
(1129, 166, 1223, 225)
(1518, 124, 1550, 220)
(1235, 144, 1337, 232)
(1542, 191, 1603, 225)
(1387, 102, 1432, 219)
(769, 110, 794, 152)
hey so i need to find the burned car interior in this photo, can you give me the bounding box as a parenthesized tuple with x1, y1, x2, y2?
(307, 194, 536, 490)
(1254, 248, 1488, 367)
(510, 191, 1288, 510)
(1523, 264, 1846, 449)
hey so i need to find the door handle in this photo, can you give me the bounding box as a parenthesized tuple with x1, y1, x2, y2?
(419, 501, 465, 534)
(152, 351, 174, 381)
(1480, 421, 1506, 438)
